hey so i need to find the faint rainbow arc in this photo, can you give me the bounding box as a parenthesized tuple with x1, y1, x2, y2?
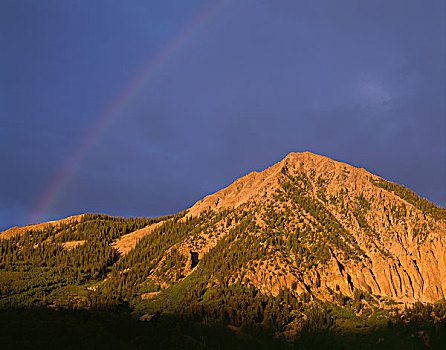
(30, 0, 228, 223)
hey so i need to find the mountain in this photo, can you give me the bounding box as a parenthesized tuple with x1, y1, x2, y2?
(1, 152, 446, 348)
(185, 151, 446, 303)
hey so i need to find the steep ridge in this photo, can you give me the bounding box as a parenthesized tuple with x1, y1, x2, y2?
(0, 214, 84, 239)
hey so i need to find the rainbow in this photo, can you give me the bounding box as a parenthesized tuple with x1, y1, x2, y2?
(30, 0, 229, 223)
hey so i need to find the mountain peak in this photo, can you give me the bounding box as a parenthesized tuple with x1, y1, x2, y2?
(188, 152, 374, 217)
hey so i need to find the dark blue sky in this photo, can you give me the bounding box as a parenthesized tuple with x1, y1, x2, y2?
(1, 0, 445, 231)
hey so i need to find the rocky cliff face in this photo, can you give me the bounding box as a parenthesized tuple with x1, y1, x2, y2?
(185, 152, 446, 303)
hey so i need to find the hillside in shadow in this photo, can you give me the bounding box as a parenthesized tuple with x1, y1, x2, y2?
(1, 306, 446, 349)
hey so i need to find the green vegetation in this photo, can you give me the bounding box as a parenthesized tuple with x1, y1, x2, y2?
(1, 301, 446, 349)
(370, 177, 446, 222)
(0, 213, 169, 308)
(99, 212, 199, 303)
(279, 170, 365, 263)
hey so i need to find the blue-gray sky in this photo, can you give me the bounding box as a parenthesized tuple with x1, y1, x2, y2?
(1, 0, 445, 231)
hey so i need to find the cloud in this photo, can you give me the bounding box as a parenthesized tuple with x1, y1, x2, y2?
(358, 80, 393, 106)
